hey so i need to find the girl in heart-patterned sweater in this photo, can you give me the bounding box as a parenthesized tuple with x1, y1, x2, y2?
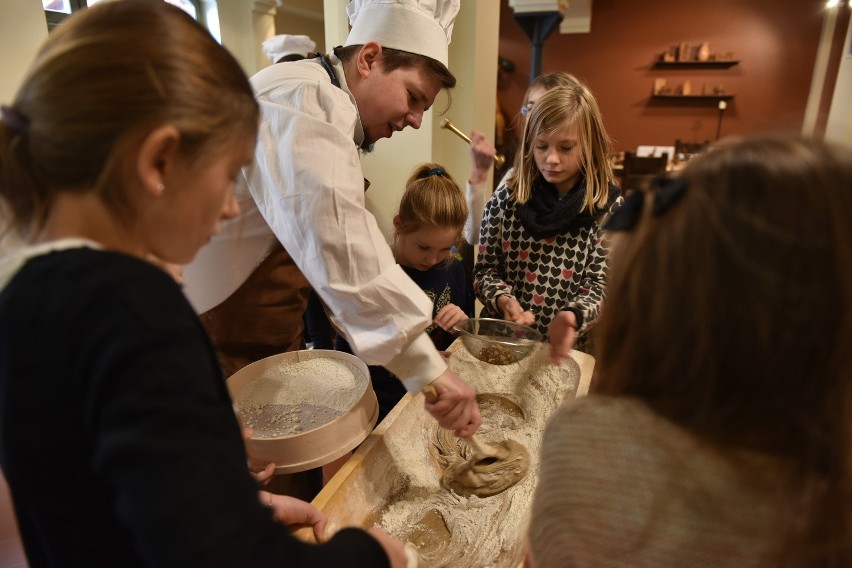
(474, 81, 622, 354)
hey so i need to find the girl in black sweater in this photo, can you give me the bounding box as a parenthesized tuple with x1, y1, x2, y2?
(0, 2, 405, 566)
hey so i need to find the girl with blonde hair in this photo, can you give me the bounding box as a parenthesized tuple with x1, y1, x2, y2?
(474, 81, 621, 354)
(466, 71, 583, 246)
(337, 163, 472, 422)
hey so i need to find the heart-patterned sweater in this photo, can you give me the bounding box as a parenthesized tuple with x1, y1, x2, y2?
(473, 180, 622, 340)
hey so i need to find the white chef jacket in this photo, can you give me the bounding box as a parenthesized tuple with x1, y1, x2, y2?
(182, 54, 446, 393)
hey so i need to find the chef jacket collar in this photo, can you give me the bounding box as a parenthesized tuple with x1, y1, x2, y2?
(326, 52, 365, 148)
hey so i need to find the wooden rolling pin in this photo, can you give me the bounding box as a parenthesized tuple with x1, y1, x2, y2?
(422, 385, 507, 465)
(439, 117, 506, 169)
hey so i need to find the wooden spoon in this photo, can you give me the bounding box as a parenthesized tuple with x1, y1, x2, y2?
(422, 385, 509, 466)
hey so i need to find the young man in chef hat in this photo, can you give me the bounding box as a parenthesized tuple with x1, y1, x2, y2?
(183, 0, 481, 438)
(261, 34, 317, 64)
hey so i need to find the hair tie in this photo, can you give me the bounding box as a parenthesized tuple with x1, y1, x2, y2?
(603, 177, 687, 231)
(0, 105, 30, 135)
(426, 167, 445, 177)
(604, 190, 645, 231)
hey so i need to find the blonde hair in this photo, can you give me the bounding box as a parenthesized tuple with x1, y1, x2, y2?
(509, 83, 614, 211)
(0, 0, 258, 240)
(594, 135, 852, 564)
(395, 163, 467, 247)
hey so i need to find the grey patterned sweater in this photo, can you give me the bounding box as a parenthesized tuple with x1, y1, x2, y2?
(528, 396, 784, 567)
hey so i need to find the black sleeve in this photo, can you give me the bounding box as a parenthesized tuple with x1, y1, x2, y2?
(455, 259, 475, 318)
(79, 259, 389, 568)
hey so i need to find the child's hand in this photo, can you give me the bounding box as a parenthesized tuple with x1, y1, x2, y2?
(243, 427, 275, 485)
(259, 491, 327, 542)
(547, 310, 578, 364)
(434, 304, 468, 331)
(367, 526, 415, 568)
(252, 462, 276, 485)
(497, 295, 536, 327)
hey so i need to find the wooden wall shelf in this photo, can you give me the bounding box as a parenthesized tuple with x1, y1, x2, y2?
(653, 61, 739, 69)
(650, 51, 738, 107)
(652, 94, 734, 101)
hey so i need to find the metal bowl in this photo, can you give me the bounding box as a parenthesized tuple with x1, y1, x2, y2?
(452, 318, 544, 365)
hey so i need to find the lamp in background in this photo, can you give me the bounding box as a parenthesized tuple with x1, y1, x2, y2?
(716, 99, 727, 140)
(508, 0, 569, 83)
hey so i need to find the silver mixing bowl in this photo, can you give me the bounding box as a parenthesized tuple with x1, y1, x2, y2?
(453, 318, 544, 365)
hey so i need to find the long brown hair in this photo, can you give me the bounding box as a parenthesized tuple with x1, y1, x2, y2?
(0, 0, 258, 241)
(594, 135, 852, 564)
(509, 84, 614, 211)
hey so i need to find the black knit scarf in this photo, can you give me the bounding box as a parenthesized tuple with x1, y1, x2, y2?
(516, 175, 619, 239)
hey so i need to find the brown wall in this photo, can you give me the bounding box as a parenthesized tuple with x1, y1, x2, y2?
(496, 0, 825, 152)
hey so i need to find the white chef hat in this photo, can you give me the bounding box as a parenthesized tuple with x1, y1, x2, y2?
(261, 34, 317, 64)
(344, 0, 459, 68)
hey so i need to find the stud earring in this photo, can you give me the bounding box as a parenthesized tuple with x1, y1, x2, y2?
(156, 183, 165, 195)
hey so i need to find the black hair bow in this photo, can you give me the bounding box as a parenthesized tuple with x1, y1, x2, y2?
(604, 177, 687, 231)
(420, 167, 446, 179)
(0, 105, 29, 134)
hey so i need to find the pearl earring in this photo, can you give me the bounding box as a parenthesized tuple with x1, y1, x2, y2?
(156, 183, 165, 195)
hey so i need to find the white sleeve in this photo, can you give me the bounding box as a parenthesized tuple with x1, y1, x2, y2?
(464, 178, 488, 246)
(245, 76, 446, 391)
(464, 168, 514, 246)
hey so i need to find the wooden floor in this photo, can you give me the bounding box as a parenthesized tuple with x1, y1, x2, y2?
(0, 474, 26, 568)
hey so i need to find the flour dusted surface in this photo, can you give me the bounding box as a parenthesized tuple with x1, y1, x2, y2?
(326, 344, 581, 567)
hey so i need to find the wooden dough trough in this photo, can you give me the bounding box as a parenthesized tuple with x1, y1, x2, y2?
(296, 340, 594, 567)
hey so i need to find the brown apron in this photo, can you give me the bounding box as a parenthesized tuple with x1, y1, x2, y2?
(199, 242, 311, 377)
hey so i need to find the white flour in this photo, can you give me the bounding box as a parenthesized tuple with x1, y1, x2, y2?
(331, 344, 580, 567)
(234, 358, 365, 438)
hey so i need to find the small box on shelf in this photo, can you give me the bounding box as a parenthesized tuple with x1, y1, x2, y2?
(700, 83, 727, 95)
(660, 46, 677, 62)
(651, 80, 735, 101)
(657, 44, 738, 67)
